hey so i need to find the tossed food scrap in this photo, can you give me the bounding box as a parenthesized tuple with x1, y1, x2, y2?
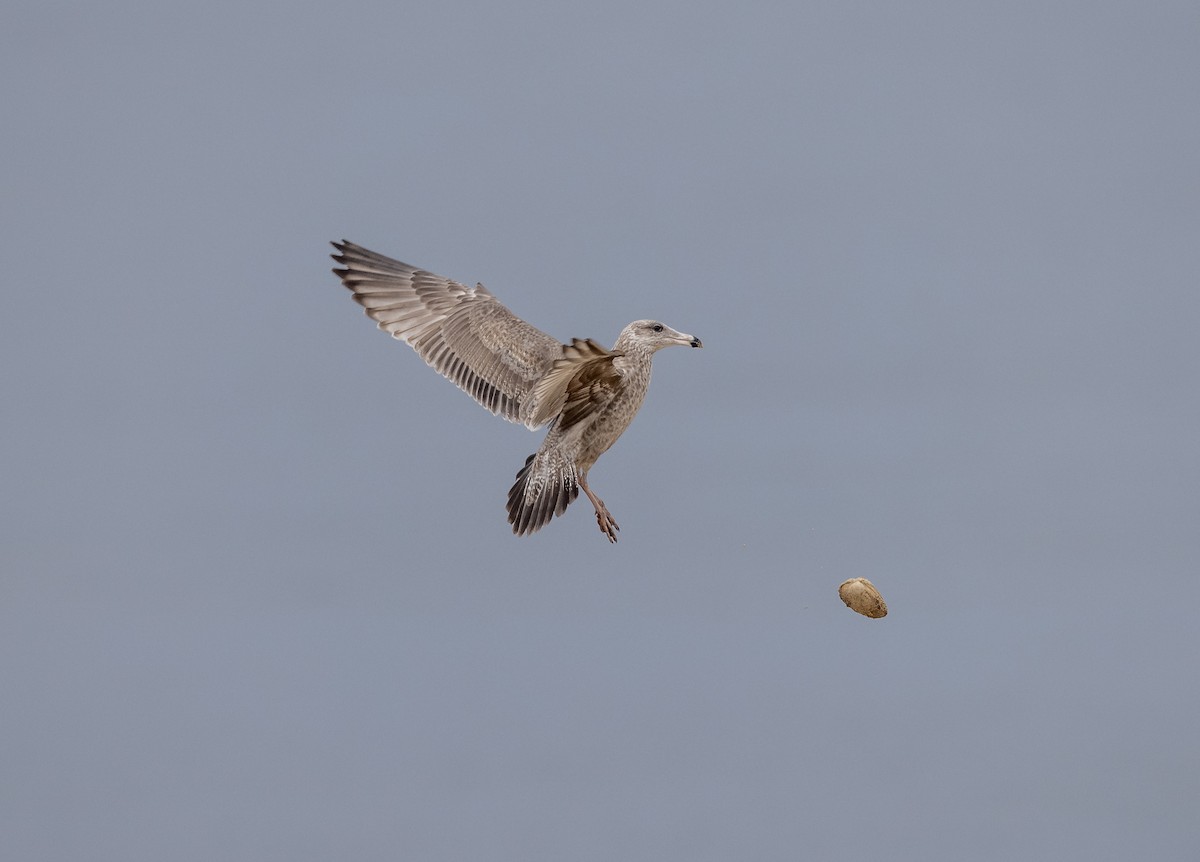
(838, 578, 888, 618)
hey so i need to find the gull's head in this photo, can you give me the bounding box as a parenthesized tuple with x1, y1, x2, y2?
(616, 320, 703, 354)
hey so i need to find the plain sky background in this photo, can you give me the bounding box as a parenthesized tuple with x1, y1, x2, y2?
(3, 1, 1198, 859)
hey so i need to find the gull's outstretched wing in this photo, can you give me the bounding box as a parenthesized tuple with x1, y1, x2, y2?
(332, 241, 564, 428)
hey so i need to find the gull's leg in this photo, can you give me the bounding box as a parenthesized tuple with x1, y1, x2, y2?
(579, 475, 619, 543)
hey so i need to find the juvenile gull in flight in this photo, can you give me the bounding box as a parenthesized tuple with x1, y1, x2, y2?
(331, 240, 702, 542)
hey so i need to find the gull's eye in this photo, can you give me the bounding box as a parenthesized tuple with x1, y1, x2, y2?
(652, 323, 663, 333)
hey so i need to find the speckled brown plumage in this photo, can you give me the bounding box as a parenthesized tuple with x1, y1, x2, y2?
(331, 240, 701, 542)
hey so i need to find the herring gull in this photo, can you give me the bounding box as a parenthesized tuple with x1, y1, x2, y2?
(331, 240, 702, 542)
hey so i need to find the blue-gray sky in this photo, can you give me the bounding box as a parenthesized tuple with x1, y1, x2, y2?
(3, 2, 1198, 859)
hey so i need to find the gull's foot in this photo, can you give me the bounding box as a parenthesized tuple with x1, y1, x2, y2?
(579, 477, 620, 543)
(595, 507, 620, 543)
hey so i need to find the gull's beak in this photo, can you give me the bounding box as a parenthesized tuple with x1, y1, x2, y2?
(663, 325, 702, 348)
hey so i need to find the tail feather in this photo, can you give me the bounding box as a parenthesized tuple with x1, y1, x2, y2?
(507, 452, 579, 536)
